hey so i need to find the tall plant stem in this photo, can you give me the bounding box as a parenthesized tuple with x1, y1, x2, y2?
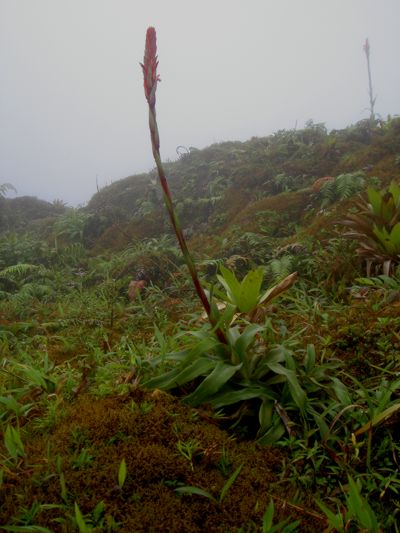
(141, 27, 227, 344)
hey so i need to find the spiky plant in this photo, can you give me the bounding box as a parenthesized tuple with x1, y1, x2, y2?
(140, 27, 227, 344)
(341, 182, 400, 275)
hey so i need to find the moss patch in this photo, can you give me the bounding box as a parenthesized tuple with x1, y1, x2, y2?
(1, 388, 324, 532)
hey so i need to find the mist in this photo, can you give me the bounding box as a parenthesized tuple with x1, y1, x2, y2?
(1, 0, 399, 206)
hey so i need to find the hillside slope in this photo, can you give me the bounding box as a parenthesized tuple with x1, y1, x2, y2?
(83, 118, 400, 252)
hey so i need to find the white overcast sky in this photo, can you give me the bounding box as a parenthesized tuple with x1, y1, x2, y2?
(1, 0, 399, 206)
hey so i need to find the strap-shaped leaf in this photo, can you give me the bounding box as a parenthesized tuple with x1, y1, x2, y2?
(233, 324, 264, 365)
(209, 386, 277, 408)
(184, 361, 242, 406)
(217, 266, 241, 305)
(144, 358, 216, 390)
(256, 419, 286, 444)
(267, 363, 306, 410)
(259, 399, 274, 432)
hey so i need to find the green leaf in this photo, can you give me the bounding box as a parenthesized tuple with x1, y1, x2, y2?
(118, 458, 127, 488)
(144, 358, 216, 390)
(367, 187, 383, 217)
(257, 420, 286, 445)
(209, 387, 276, 409)
(267, 363, 306, 410)
(304, 344, 316, 373)
(262, 500, 275, 532)
(174, 485, 215, 501)
(237, 268, 264, 313)
(217, 266, 241, 305)
(59, 472, 68, 503)
(92, 501, 105, 522)
(316, 500, 344, 530)
(233, 324, 264, 365)
(331, 377, 352, 405)
(389, 181, 400, 207)
(184, 362, 242, 407)
(346, 476, 379, 531)
(74, 502, 90, 533)
(373, 225, 394, 254)
(219, 464, 243, 502)
(390, 222, 400, 248)
(4, 425, 25, 460)
(258, 400, 274, 432)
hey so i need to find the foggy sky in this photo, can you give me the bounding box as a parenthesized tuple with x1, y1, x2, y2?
(1, 0, 399, 206)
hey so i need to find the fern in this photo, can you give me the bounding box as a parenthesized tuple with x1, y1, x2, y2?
(321, 173, 365, 207)
(268, 255, 293, 282)
(320, 180, 337, 207)
(336, 173, 365, 199)
(0, 263, 42, 281)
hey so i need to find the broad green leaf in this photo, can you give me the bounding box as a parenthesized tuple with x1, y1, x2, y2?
(184, 362, 242, 406)
(237, 268, 264, 312)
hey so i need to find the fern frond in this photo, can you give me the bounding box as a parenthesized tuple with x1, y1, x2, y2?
(268, 255, 293, 282)
(336, 173, 365, 199)
(320, 180, 336, 205)
(0, 263, 42, 281)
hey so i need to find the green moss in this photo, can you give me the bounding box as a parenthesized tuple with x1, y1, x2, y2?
(0, 389, 322, 531)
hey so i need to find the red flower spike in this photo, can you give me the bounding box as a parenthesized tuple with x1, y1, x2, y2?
(141, 27, 161, 106)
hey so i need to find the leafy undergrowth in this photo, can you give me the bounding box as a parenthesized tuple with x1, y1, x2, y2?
(1, 388, 324, 532)
(2, 118, 400, 531)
